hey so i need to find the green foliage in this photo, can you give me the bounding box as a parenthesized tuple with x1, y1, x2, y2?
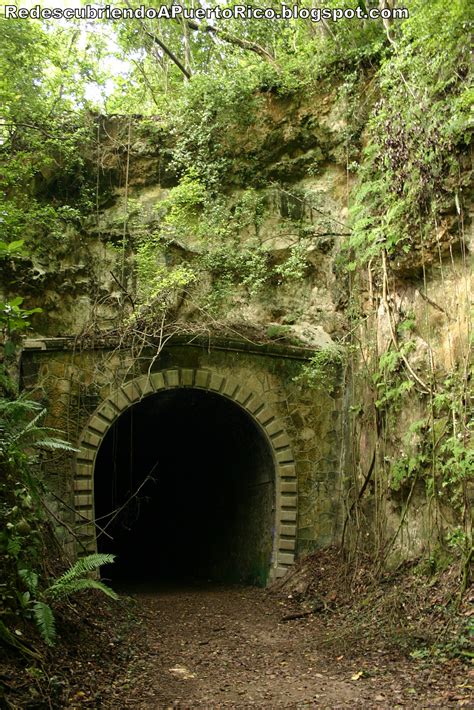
(135, 235, 196, 308)
(32, 601, 56, 646)
(345, 0, 472, 268)
(28, 554, 117, 646)
(293, 345, 344, 395)
(0, 394, 96, 649)
(373, 342, 415, 412)
(168, 70, 264, 188)
(46, 553, 116, 595)
(0, 397, 78, 462)
(0, 297, 42, 339)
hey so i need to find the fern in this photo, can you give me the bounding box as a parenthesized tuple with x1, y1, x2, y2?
(29, 555, 117, 645)
(33, 601, 56, 646)
(34, 437, 79, 452)
(48, 578, 118, 601)
(46, 553, 116, 600)
(18, 568, 38, 594)
(50, 553, 115, 586)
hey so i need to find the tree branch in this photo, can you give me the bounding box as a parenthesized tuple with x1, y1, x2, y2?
(185, 19, 280, 69)
(124, 0, 191, 79)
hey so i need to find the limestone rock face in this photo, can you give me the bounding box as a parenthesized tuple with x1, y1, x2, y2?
(1, 92, 352, 346)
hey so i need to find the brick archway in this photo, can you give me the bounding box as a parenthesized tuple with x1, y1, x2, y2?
(74, 368, 297, 582)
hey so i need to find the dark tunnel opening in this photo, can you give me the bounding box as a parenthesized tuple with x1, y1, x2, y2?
(94, 388, 275, 587)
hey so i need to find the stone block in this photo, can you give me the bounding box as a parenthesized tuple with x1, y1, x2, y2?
(122, 380, 141, 402)
(82, 430, 101, 448)
(98, 403, 117, 422)
(279, 463, 297, 478)
(277, 552, 295, 565)
(76, 463, 93, 478)
(181, 368, 194, 386)
(74, 479, 92, 492)
(75, 509, 93, 524)
(208, 373, 224, 392)
(77, 448, 95, 463)
(234, 387, 252, 405)
(256, 406, 277, 425)
(135, 375, 154, 396)
(276, 448, 294, 464)
(222, 379, 239, 398)
(265, 420, 284, 437)
(244, 396, 264, 414)
(164, 369, 180, 387)
(150, 372, 166, 390)
(281, 524, 297, 536)
(272, 432, 291, 449)
(88, 415, 109, 435)
(279, 539, 296, 551)
(194, 369, 210, 388)
(279, 509, 297, 522)
(281, 495, 297, 509)
(75, 494, 93, 508)
(109, 390, 130, 411)
(280, 481, 297, 494)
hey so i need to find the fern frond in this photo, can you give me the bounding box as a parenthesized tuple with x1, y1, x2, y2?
(0, 398, 42, 418)
(48, 578, 118, 601)
(47, 553, 115, 588)
(33, 601, 56, 646)
(18, 568, 39, 595)
(33, 437, 79, 452)
(19, 409, 48, 434)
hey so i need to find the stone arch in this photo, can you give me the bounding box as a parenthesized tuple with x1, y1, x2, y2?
(74, 368, 297, 582)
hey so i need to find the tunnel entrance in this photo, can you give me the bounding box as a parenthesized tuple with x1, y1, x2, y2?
(94, 388, 275, 586)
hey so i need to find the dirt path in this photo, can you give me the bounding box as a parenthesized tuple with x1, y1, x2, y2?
(105, 585, 470, 709)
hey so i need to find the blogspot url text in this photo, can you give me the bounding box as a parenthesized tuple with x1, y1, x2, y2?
(3, 4, 410, 22)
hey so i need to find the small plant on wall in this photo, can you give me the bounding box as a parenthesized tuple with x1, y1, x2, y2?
(293, 345, 345, 396)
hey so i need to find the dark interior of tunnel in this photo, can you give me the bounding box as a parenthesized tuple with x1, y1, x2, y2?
(94, 388, 275, 586)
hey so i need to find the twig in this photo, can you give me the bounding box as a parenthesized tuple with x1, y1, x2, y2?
(110, 271, 136, 310)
